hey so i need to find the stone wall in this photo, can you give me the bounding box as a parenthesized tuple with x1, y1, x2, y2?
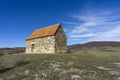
(55, 27, 67, 53)
(26, 26, 67, 54)
(26, 36, 55, 54)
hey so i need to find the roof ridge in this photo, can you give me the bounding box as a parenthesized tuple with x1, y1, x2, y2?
(36, 23, 61, 31)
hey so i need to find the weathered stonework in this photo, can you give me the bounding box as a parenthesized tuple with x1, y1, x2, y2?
(26, 24, 67, 54)
(26, 36, 55, 53)
(55, 27, 67, 53)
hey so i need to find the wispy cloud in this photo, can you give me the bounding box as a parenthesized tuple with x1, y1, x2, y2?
(71, 33, 95, 38)
(90, 25, 120, 41)
(64, 10, 120, 43)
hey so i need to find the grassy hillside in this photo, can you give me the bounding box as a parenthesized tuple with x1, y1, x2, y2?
(0, 52, 120, 80)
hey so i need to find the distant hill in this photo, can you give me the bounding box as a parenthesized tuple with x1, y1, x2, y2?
(0, 47, 25, 55)
(68, 41, 120, 53)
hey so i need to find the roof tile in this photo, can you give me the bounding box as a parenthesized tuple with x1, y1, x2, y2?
(26, 24, 61, 40)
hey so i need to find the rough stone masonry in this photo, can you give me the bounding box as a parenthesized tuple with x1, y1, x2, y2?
(26, 24, 67, 54)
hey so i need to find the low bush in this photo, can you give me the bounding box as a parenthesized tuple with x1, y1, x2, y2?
(15, 55, 30, 66)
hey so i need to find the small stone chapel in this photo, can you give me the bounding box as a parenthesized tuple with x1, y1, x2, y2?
(26, 24, 67, 53)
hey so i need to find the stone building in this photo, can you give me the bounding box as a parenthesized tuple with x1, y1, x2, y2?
(26, 24, 67, 53)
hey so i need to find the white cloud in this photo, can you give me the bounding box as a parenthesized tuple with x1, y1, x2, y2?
(71, 33, 95, 38)
(65, 10, 120, 42)
(71, 27, 88, 34)
(90, 26, 120, 41)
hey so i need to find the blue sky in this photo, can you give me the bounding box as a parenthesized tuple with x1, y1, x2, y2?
(0, 0, 120, 47)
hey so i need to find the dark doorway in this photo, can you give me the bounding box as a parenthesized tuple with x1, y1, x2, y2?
(31, 44, 35, 52)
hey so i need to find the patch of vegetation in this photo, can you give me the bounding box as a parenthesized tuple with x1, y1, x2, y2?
(0, 52, 120, 80)
(0, 54, 29, 74)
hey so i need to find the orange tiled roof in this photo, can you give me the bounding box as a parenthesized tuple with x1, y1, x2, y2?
(26, 24, 61, 40)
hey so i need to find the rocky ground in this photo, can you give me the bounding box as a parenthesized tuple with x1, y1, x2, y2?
(7, 62, 120, 80)
(0, 52, 120, 80)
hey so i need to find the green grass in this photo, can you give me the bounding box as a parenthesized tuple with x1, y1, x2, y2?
(0, 52, 120, 80)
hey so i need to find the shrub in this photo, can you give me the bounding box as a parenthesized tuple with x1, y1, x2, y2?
(14, 55, 30, 66)
(0, 59, 5, 69)
(0, 52, 4, 56)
